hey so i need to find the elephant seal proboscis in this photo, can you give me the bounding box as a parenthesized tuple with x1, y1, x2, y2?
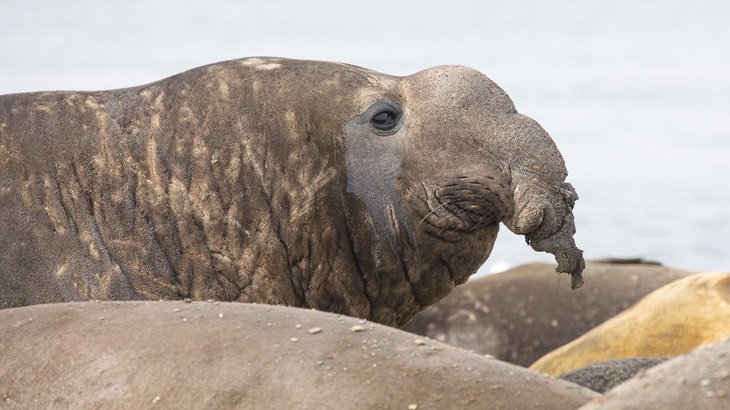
(0, 301, 600, 409)
(0, 57, 584, 326)
(578, 337, 730, 409)
(403, 260, 694, 366)
(530, 271, 730, 376)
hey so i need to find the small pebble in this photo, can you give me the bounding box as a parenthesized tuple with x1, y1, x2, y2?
(290, 337, 298, 342)
(350, 325, 366, 332)
(182, 317, 188, 322)
(358, 319, 366, 324)
(151, 396, 160, 404)
(700, 379, 712, 387)
(307, 327, 323, 334)
(184, 298, 192, 303)
(98, 316, 104, 321)
(408, 405, 418, 410)
(295, 324, 302, 329)
(173, 308, 180, 312)
(218, 312, 224, 318)
(414, 339, 426, 346)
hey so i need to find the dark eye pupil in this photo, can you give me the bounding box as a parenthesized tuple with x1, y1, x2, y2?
(371, 110, 398, 131)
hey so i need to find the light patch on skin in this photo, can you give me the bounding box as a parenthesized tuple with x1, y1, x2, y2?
(53, 260, 69, 278)
(32, 103, 52, 113)
(20, 178, 34, 209)
(79, 230, 101, 261)
(88, 242, 101, 261)
(218, 80, 229, 99)
(63, 93, 82, 107)
(139, 89, 168, 203)
(43, 176, 67, 235)
(168, 178, 188, 199)
(0, 140, 13, 166)
(240, 57, 282, 70)
(285, 110, 297, 135)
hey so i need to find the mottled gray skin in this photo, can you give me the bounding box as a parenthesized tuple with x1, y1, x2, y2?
(0, 57, 583, 327)
(403, 261, 693, 365)
(579, 337, 730, 409)
(0, 301, 600, 410)
(558, 357, 668, 393)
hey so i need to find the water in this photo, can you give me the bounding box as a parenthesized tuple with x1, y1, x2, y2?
(2, 0, 729, 275)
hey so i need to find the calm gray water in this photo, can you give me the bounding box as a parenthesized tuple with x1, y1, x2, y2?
(2, 0, 729, 275)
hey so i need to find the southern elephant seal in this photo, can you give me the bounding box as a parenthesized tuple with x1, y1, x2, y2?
(0, 301, 600, 409)
(579, 337, 730, 409)
(402, 260, 693, 366)
(530, 271, 730, 376)
(0, 57, 584, 327)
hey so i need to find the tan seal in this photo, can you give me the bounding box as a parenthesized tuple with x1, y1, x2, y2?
(0, 301, 599, 409)
(530, 271, 730, 375)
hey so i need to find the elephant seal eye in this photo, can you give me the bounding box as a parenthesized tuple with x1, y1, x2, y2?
(371, 108, 399, 131)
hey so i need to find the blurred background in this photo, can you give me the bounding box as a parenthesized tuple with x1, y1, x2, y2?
(1, 0, 728, 276)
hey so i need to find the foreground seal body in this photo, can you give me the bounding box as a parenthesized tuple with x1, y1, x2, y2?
(0, 57, 584, 326)
(403, 261, 693, 366)
(530, 271, 730, 375)
(0, 301, 599, 409)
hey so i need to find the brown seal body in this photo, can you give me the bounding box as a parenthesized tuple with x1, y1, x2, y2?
(403, 261, 693, 366)
(0, 301, 599, 409)
(579, 337, 730, 409)
(530, 271, 730, 375)
(0, 57, 584, 326)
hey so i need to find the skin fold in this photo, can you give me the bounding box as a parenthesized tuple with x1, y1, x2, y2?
(0, 57, 584, 327)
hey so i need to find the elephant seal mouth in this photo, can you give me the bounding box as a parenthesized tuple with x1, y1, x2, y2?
(418, 177, 509, 237)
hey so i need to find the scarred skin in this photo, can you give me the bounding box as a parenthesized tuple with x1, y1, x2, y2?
(0, 57, 583, 327)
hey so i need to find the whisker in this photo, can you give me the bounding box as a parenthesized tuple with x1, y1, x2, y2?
(419, 200, 450, 226)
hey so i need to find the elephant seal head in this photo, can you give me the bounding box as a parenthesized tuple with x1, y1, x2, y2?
(0, 57, 583, 327)
(339, 63, 585, 304)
